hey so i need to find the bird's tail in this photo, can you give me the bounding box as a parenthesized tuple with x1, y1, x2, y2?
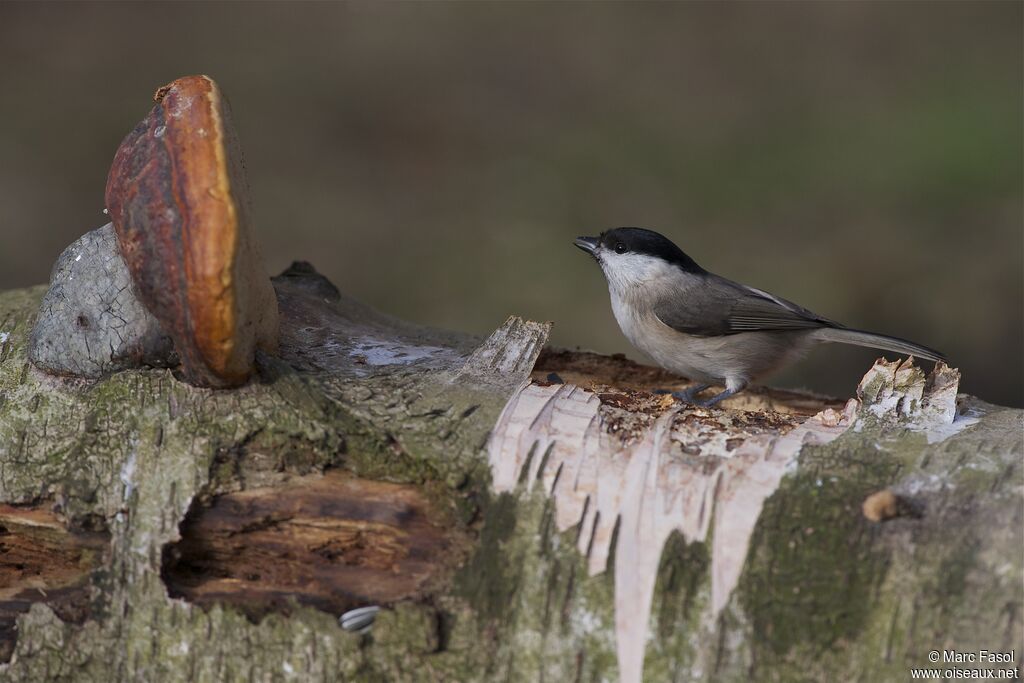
(811, 327, 946, 363)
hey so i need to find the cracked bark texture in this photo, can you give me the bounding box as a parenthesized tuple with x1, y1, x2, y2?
(27, 224, 175, 378)
(0, 266, 1021, 682)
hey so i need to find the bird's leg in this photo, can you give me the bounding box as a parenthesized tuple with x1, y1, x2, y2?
(694, 388, 738, 407)
(694, 379, 748, 408)
(665, 384, 710, 403)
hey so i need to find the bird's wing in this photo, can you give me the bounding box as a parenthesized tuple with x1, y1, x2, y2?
(654, 274, 841, 336)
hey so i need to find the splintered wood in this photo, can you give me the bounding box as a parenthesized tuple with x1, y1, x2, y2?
(488, 355, 965, 683)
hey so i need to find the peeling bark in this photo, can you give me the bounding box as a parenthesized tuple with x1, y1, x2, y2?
(0, 266, 1020, 682)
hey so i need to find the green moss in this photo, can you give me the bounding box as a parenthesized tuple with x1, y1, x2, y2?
(654, 532, 710, 642)
(455, 491, 519, 623)
(2, 281, 1021, 682)
(0, 283, 526, 682)
(739, 431, 900, 669)
(642, 532, 712, 683)
(446, 485, 624, 681)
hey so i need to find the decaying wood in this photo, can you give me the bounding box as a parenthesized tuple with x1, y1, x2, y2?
(162, 470, 469, 621)
(0, 505, 109, 662)
(0, 262, 1020, 682)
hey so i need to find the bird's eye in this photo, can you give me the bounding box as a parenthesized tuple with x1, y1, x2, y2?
(614, 242, 628, 254)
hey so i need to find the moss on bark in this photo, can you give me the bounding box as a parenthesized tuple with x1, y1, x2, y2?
(1, 278, 1021, 682)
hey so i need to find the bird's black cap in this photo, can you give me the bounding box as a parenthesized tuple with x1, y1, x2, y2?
(598, 227, 706, 273)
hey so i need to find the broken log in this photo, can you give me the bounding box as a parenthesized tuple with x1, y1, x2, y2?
(0, 262, 1020, 682)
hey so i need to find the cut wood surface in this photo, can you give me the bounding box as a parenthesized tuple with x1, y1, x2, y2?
(0, 263, 1020, 682)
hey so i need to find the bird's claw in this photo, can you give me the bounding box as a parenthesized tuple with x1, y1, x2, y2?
(667, 384, 711, 404)
(692, 387, 740, 408)
(662, 384, 741, 408)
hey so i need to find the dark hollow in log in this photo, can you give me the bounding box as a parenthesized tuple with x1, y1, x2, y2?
(0, 506, 109, 663)
(160, 470, 470, 622)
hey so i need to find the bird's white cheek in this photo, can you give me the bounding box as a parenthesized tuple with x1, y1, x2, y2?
(601, 254, 669, 293)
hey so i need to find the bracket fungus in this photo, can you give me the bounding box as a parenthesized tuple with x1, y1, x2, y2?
(105, 75, 279, 387)
(30, 75, 279, 388)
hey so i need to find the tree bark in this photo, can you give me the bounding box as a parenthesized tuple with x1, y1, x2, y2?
(0, 265, 1020, 682)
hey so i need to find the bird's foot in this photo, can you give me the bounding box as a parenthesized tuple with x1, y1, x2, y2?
(691, 387, 739, 407)
(657, 384, 710, 404)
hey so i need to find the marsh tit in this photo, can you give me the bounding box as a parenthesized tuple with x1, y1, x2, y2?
(575, 228, 944, 407)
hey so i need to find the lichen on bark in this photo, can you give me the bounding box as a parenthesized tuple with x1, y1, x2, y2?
(1, 266, 1021, 682)
(2, 263, 573, 681)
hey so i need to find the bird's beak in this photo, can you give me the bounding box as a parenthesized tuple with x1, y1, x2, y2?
(574, 236, 599, 255)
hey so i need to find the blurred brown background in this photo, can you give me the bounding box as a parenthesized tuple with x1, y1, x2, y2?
(1, 2, 1021, 406)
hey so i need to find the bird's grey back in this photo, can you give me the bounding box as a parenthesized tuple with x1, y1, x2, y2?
(652, 272, 840, 337)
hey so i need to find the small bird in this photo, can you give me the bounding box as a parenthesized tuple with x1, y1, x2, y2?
(574, 228, 945, 407)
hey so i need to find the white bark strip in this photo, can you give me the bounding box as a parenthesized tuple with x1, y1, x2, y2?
(486, 358, 965, 683)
